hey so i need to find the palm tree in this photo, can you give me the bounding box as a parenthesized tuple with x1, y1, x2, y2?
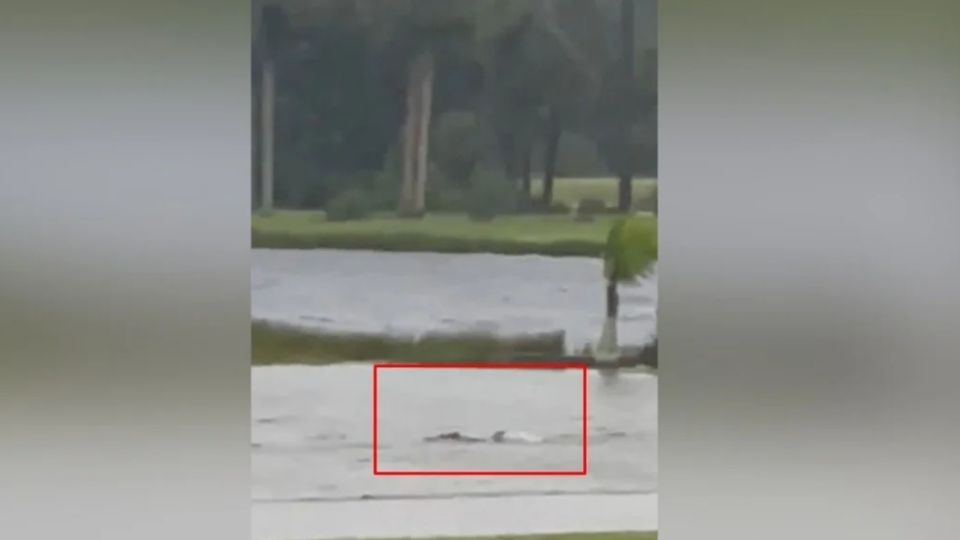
(595, 215, 657, 362)
(255, 3, 288, 215)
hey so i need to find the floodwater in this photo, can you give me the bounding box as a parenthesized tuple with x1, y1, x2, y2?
(251, 249, 657, 351)
(252, 364, 657, 539)
(251, 248, 658, 539)
(253, 365, 657, 502)
(252, 493, 658, 540)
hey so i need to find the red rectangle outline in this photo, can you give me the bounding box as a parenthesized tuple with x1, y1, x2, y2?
(372, 362, 588, 476)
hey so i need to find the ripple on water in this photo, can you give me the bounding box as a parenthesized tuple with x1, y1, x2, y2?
(252, 364, 657, 501)
(252, 249, 657, 351)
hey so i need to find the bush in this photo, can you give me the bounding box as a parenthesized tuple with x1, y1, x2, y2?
(368, 170, 399, 211)
(466, 170, 517, 221)
(633, 184, 658, 214)
(575, 197, 607, 221)
(277, 177, 328, 209)
(427, 185, 467, 212)
(365, 145, 403, 211)
(547, 201, 573, 215)
(325, 189, 372, 222)
(518, 198, 571, 216)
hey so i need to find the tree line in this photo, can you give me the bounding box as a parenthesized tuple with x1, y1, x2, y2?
(252, 0, 657, 217)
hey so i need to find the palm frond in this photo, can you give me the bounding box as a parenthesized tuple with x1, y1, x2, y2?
(603, 215, 656, 282)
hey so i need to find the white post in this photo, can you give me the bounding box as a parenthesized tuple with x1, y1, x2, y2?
(596, 279, 620, 364)
(595, 316, 619, 364)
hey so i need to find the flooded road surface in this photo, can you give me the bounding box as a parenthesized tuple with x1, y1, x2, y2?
(252, 493, 658, 540)
(253, 364, 657, 503)
(252, 249, 657, 351)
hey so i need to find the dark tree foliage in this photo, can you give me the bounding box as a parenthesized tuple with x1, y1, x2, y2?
(253, 0, 657, 210)
(273, 23, 400, 207)
(261, 4, 289, 57)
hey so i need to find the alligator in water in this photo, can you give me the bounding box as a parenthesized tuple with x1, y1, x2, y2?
(422, 430, 543, 444)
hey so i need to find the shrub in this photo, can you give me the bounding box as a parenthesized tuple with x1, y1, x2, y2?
(366, 145, 403, 211)
(575, 197, 607, 221)
(325, 189, 371, 222)
(427, 185, 467, 212)
(466, 170, 517, 221)
(547, 201, 573, 215)
(633, 183, 658, 214)
(277, 177, 328, 210)
(518, 198, 571, 216)
(368, 170, 399, 211)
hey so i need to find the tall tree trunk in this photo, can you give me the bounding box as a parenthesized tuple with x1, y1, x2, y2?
(497, 129, 517, 186)
(519, 137, 533, 202)
(398, 50, 433, 218)
(259, 59, 275, 215)
(617, 0, 636, 212)
(252, 56, 262, 211)
(617, 156, 633, 211)
(413, 50, 434, 215)
(541, 109, 561, 206)
(399, 58, 420, 216)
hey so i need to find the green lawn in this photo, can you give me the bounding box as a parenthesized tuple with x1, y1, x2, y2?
(339, 533, 656, 540)
(252, 211, 644, 256)
(531, 177, 657, 208)
(252, 176, 657, 256)
(254, 212, 615, 243)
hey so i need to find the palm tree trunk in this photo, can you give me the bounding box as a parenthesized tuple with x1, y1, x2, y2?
(617, 0, 636, 213)
(399, 50, 433, 217)
(617, 159, 633, 211)
(413, 50, 434, 215)
(399, 58, 420, 216)
(519, 137, 533, 203)
(596, 279, 620, 363)
(541, 109, 561, 206)
(252, 55, 262, 211)
(606, 280, 619, 318)
(259, 59, 275, 215)
(496, 128, 517, 187)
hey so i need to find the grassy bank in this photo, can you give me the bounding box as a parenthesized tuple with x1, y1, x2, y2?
(252, 321, 656, 369)
(343, 533, 656, 540)
(252, 321, 565, 366)
(252, 212, 632, 256)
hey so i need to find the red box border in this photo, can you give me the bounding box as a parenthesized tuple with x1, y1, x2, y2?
(372, 362, 588, 476)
